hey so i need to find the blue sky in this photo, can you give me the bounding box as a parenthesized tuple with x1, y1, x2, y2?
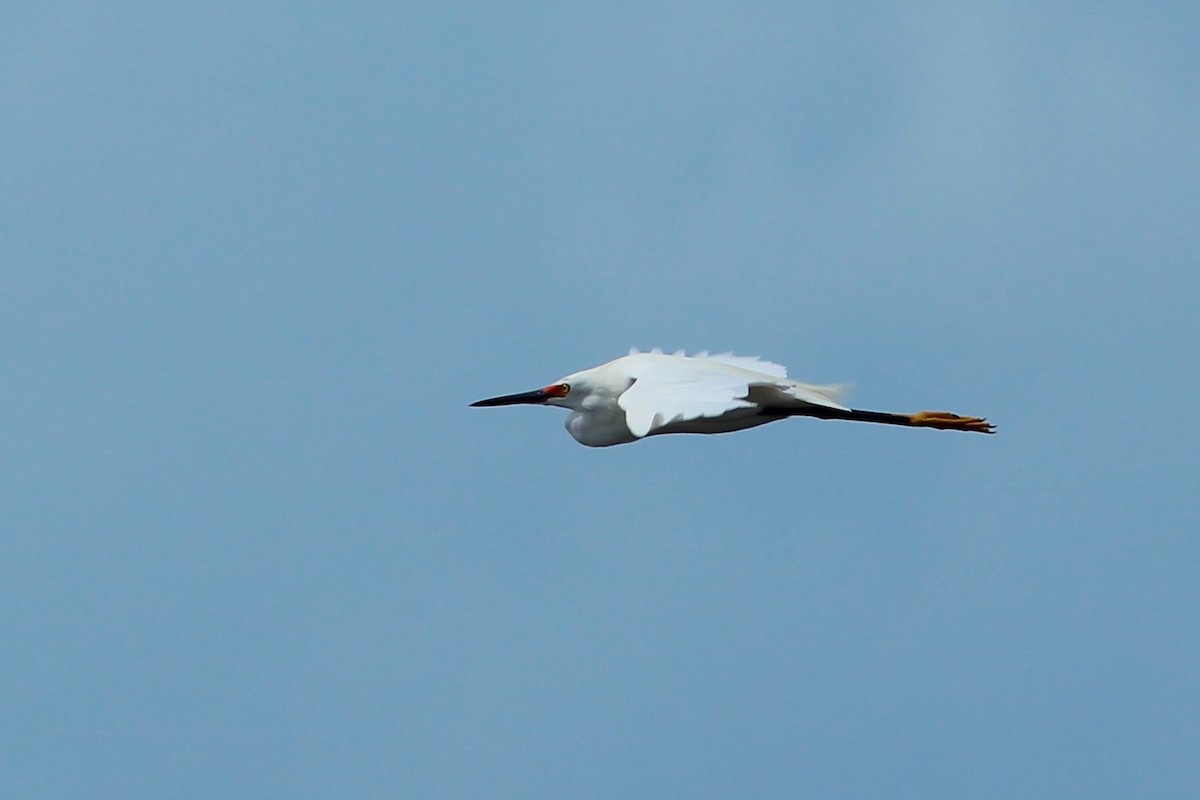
(3, 4, 1198, 798)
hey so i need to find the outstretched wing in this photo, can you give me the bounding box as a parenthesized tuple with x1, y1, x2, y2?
(617, 351, 852, 438)
(617, 358, 760, 438)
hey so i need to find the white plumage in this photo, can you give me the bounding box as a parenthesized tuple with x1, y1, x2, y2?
(471, 348, 993, 447)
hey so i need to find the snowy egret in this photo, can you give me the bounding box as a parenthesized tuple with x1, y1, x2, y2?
(471, 348, 994, 447)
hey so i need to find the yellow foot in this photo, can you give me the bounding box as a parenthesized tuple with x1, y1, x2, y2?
(910, 410, 995, 434)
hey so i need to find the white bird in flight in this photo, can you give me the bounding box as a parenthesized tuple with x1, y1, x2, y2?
(471, 348, 994, 447)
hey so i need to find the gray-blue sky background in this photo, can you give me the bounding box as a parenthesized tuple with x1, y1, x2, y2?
(3, 4, 1198, 798)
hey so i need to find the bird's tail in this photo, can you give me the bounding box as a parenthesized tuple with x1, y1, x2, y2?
(810, 383, 853, 405)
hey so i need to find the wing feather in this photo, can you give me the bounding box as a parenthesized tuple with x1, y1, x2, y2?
(615, 351, 850, 437)
(617, 359, 758, 438)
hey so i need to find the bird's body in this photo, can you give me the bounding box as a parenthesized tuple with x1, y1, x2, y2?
(553, 350, 851, 447)
(472, 348, 994, 447)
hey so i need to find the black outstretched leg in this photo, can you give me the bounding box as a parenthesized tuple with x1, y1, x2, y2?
(763, 405, 995, 433)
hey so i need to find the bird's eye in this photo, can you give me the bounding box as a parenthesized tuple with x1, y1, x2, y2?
(559, 383, 571, 395)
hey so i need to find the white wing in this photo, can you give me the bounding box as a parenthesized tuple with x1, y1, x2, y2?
(616, 357, 764, 438)
(617, 351, 850, 438)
